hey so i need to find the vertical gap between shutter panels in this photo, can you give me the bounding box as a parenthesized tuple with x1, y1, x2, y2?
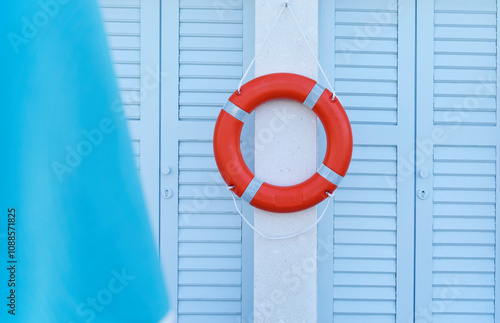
(413, 0, 418, 321)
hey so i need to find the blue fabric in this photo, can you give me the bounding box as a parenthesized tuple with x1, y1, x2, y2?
(0, 0, 169, 322)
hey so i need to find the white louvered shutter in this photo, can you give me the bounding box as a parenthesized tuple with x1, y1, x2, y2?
(99, 0, 161, 243)
(415, 0, 500, 322)
(161, 1, 253, 322)
(318, 0, 416, 321)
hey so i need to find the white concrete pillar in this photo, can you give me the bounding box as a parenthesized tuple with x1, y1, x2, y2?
(254, 1, 318, 322)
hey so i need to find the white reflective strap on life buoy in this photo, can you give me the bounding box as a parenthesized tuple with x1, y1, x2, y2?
(223, 100, 249, 123)
(318, 163, 343, 186)
(303, 83, 325, 109)
(241, 177, 264, 203)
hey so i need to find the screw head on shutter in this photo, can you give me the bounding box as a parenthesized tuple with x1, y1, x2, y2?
(419, 169, 429, 178)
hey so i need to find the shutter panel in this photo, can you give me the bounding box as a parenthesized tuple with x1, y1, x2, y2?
(318, 0, 416, 321)
(432, 146, 496, 322)
(98, 0, 161, 242)
(334, 0, 399, 125)
(332, 145, 398, 322)
(162, 1, 253, 322)
(416, 0, 499, 322)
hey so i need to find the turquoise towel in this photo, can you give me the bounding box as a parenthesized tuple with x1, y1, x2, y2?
(0, 0, 169, 322)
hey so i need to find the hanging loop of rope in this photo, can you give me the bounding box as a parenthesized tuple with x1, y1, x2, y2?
(237, 3, 287, 93)
(238, 1, 336, 99)
(227, 185, 334, 240)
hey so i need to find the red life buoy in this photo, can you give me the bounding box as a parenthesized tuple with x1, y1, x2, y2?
(213, 73, 353, 213)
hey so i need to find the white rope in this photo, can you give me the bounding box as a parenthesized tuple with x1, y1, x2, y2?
(287, 2, 336, 98)
(227, 186, 334, 240)
(238, 3, 287, 93)
(238, 1, 336, 99)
